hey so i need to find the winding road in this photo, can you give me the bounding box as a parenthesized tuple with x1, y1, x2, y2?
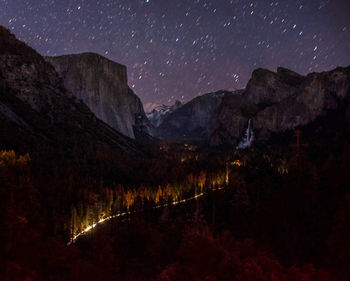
(68, 186, 225, 245)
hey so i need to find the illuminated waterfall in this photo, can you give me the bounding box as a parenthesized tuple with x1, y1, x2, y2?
(236, 119, 254, 149)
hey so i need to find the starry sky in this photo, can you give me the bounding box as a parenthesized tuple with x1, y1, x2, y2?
(0, 0, 349, 106)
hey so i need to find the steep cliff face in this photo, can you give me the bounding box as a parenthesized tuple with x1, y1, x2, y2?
(210, 66, 350, 146)
(156, 91, 235, 140)
(0, 26, 136, 152)
(244, 67, 306, 105)
(45, 53, 153, 139)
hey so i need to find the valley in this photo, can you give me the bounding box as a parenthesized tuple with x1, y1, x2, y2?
(1, 25, 349, 281)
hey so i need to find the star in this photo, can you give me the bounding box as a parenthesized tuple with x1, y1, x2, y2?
(0, 0, 348, 105)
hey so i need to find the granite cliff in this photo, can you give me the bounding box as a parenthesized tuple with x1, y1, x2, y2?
(210, 66, 350, 146)
(45, 53, 153, 139)
(0, 26, 136, 152)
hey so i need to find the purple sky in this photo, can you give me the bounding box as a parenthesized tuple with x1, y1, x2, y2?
(0, 0, 349, 105)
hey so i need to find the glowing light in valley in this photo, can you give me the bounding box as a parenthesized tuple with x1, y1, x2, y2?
(68, 186, 225, 245)
(231, 160, 242, 167)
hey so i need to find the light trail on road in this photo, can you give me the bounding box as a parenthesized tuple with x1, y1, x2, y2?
(68, 186, 225, 245)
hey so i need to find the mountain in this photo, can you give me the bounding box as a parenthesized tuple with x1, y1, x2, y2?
(155, 90, 236, 140)
(210, 66, 350, 146)
(45, 53, 153, 139)
(146, 100, 183, 127)
(0, 26, 136, 153)
(143, 102, 162, 113)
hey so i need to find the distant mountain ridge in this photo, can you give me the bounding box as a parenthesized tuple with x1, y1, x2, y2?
(146, 100, 183, 127)
(45, 53, 153, 139)
(1, 25, 348, 151)
(153, 66, 350, 146)
(155, 90, 236, 140)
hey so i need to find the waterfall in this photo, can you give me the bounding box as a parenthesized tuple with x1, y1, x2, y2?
(236, 119, 254, 149)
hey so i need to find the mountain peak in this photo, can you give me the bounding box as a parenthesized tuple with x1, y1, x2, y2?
(146, 100, 183, 128)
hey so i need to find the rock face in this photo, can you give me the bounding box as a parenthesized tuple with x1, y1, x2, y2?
(45, 53, 153, 139)
(210, 66, 350, 146)
(0, 26, 136, 152)
(146, 100, 183, 127)
(156, 91, 235, 140)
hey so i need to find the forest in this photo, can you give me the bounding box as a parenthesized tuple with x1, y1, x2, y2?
(2, 123, 350, 281)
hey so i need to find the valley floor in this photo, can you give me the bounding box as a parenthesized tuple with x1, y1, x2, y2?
(1, 130, 350, 280)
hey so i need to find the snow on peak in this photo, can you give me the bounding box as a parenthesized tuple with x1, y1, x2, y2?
(146, 100, 183, 127)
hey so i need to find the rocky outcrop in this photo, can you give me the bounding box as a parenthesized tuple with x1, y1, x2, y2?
(210, 66, 350, 146)
(45, 53, 153, 139)
(0, 26, 136, 152)
(146, 100, 183, 127)
(156, 91, 235, 140)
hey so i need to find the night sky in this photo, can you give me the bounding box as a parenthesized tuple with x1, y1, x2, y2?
(0, 0, 349, 106)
